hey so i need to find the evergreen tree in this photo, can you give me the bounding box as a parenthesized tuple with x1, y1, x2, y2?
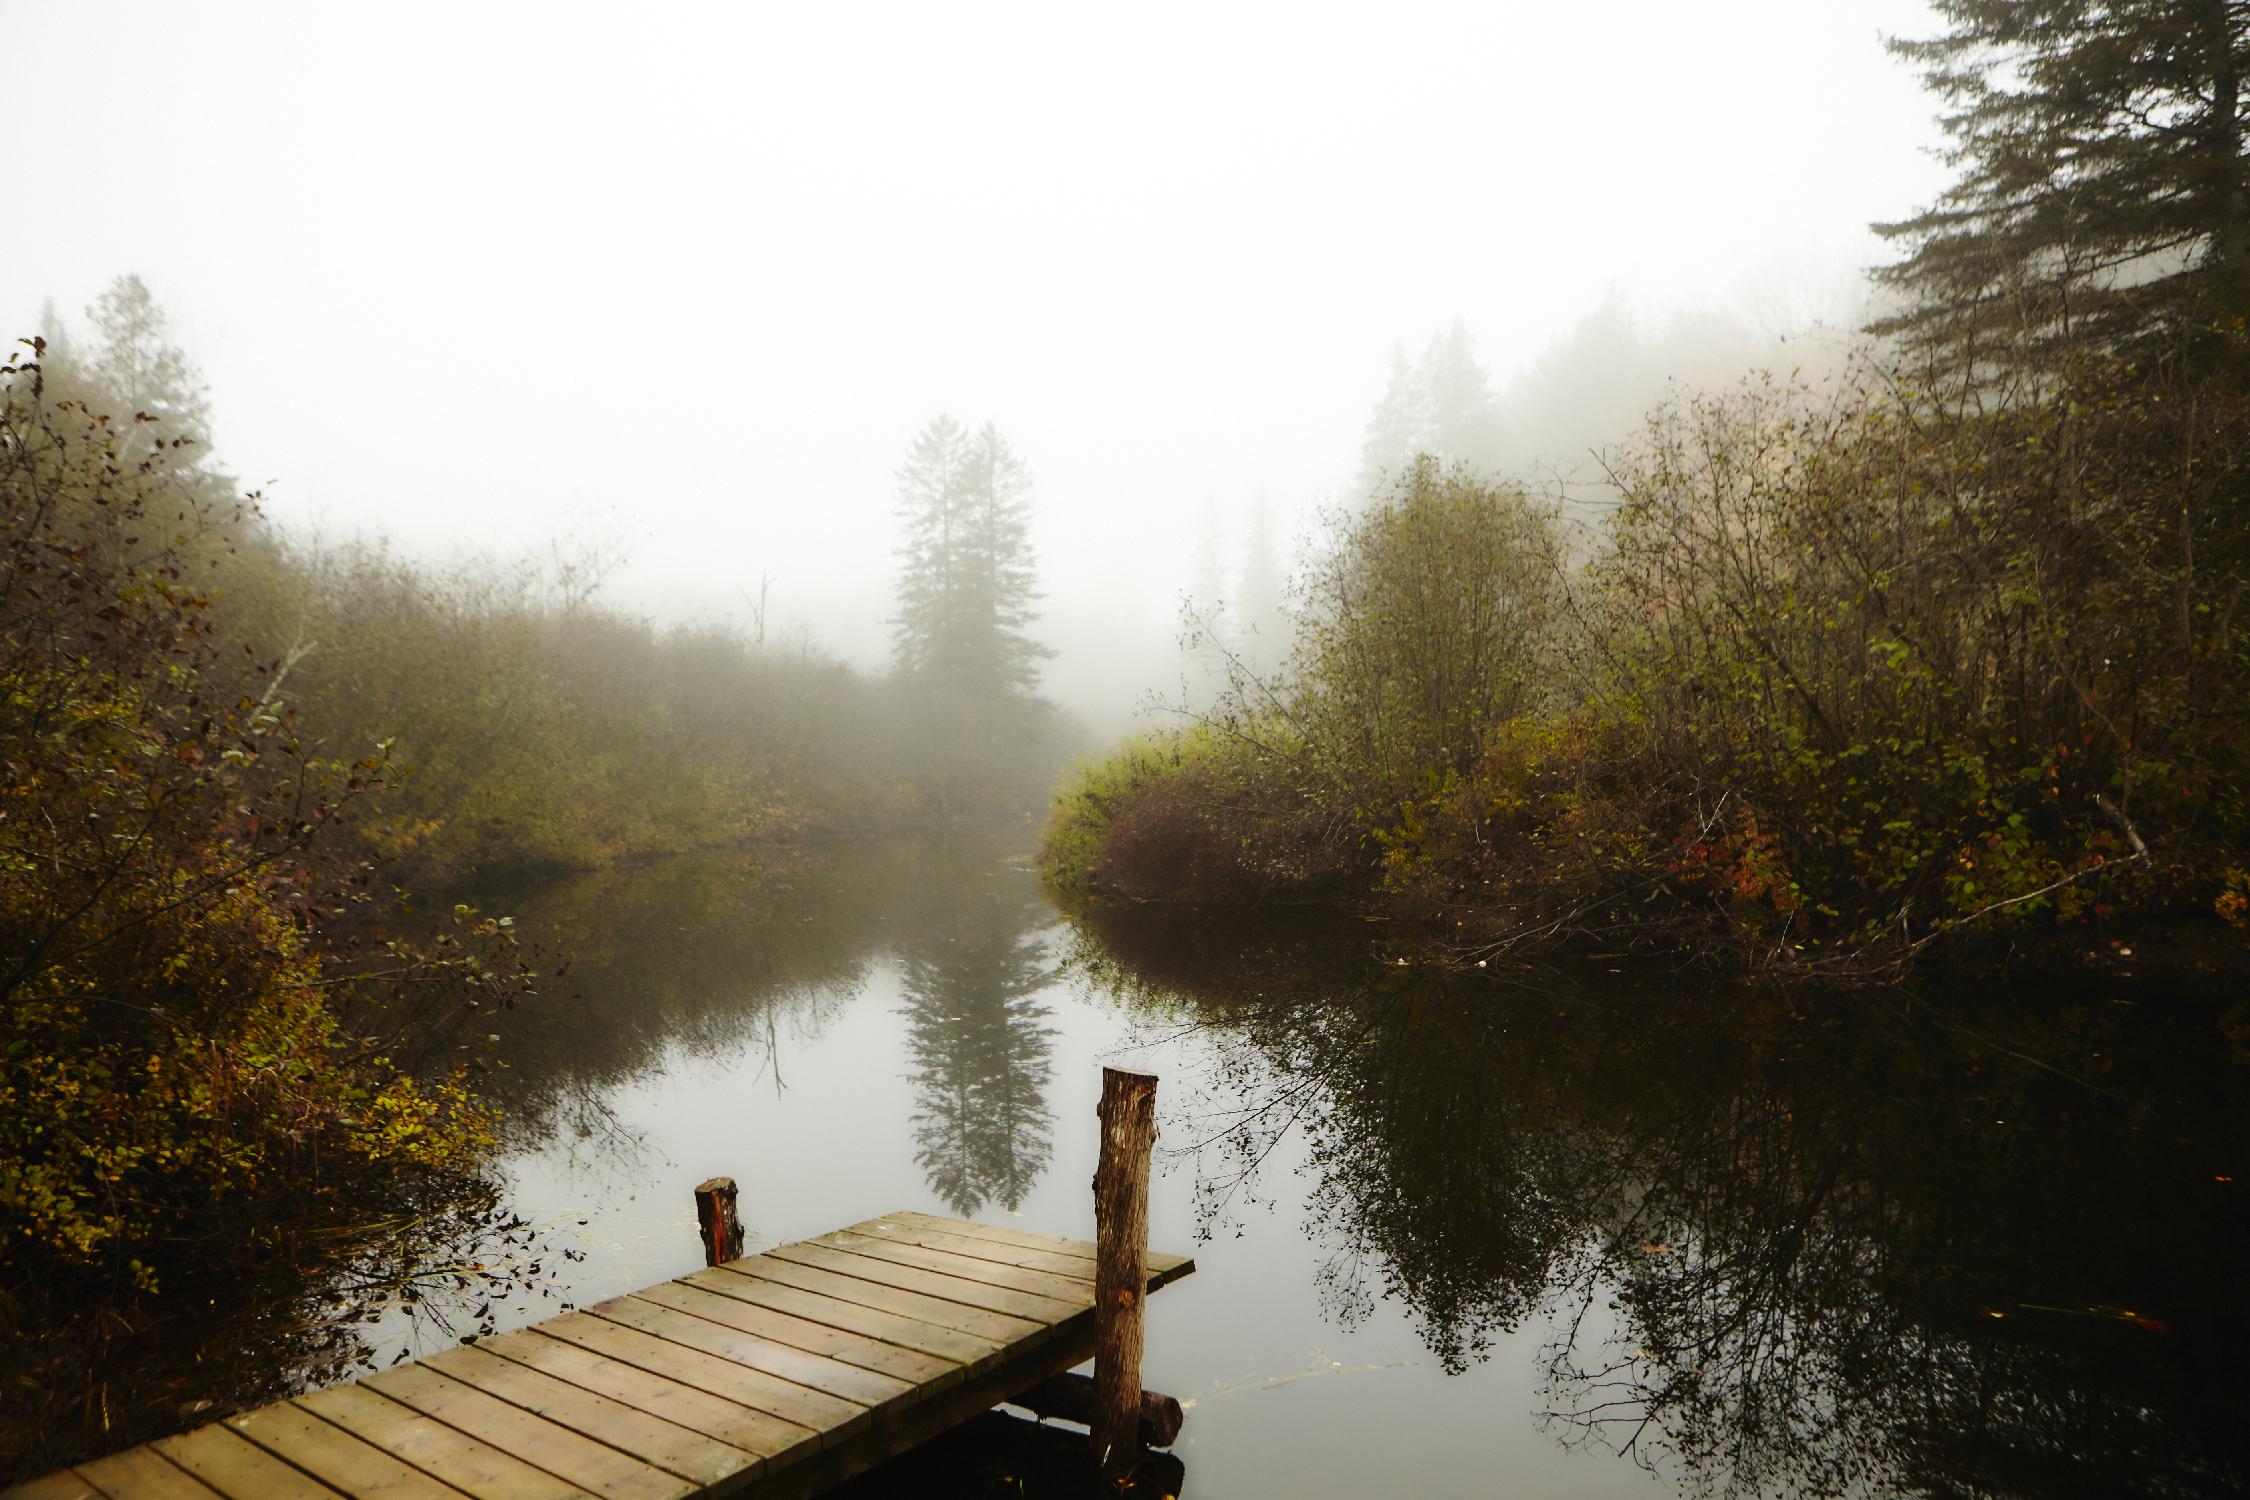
(890, 416, 1049, 704)
(1356, 344, 1429, 497)
(1872, 0, 2250, 366)
(897, 873, 1055, 1217)
(1418, 319, 1500, 467)
(1355, 323, 1502, 497)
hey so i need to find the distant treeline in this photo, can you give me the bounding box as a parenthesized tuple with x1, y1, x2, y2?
(1044, 5, 2250, 981)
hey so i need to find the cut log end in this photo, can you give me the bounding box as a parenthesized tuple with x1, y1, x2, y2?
(693, 1175, 744, 1266)
(1010, 1371, 1186, 1449)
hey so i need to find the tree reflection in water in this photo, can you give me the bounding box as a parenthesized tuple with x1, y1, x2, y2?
(1073, 906, 2247, 1498)
(896, 837, 1058, 1216)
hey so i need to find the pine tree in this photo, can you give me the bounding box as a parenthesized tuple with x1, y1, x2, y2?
(889, 416, 1052, 809)
(1355, 323, 1502, 497)
(1872, 0, 2250, 367)
(1418, 319, 1500, 467)
(1356, 344, 1429, 497)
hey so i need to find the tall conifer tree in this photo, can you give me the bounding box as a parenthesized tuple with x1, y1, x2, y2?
(1872, 0, 2250, 366)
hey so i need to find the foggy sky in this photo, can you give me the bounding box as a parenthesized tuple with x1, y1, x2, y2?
(2, 1, 1946, 730)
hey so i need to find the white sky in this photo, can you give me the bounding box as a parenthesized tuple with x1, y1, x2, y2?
(2, 1, 1947, 724)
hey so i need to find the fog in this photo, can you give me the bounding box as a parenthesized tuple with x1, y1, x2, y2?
(2, 0, 1946, 732)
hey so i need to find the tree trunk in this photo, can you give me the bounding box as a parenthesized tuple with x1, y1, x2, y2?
(1091, 1067, 1158, 1471)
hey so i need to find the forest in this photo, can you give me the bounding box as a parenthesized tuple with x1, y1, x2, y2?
(1044, 3, 2250, 984)
(0, 288, 1064, 1457)
(3, 0, 2247, 1490)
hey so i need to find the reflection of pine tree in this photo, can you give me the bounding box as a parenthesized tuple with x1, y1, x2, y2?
(898, 883, 1056, 1216)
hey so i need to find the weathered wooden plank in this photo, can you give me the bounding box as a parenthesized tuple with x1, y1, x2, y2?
(424, 1345, 759, 1494)
(293, 1385, 581, 1500)
(7, 1214, 1196, 1500)
(223, 1403, 463, 1499)
(634, 1280, 962, 1392)
(674, 1268, 1006, 1375)
(0, 1472, 108, 1500)
(745, 1315, 1100, 1500)
(364, 1366, 689, 1500)
(67, 1450, 217, 1500)
(889, 1212, 1192, 1280)
(148, 1425, 345, 1500)
(889, 1211, 1099, 1259)
(532, 1315, 867, 1440)
(815, 1230, 1098, 1304)
(470, 1332, 816, 1474)
(843, 1220, 1101, 1283)
(587, 1299, 910, 1416)
(711, 1257, 1044, 1348)
(763, 1244, 1083, 1325)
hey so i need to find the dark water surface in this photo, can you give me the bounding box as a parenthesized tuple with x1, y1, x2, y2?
(414, 833, 2243, 1497)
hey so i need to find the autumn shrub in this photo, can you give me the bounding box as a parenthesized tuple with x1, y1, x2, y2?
(0, 338, 530, 1377)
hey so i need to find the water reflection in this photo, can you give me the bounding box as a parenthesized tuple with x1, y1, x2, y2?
(896, 844, 1057, 1215)
(1074, 906, 2249, 1498)
(492, 831, 1060, 1219)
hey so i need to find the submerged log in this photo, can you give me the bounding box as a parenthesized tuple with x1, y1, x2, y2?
(1010, 1370, 1185, 1449)
(693, 1175, 744, 1266)
(1092, 1065, 1159, 1470)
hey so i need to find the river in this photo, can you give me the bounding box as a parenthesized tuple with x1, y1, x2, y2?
(377, 831, 2245, 1497)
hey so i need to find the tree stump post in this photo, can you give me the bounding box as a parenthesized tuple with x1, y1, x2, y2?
(693, 1176, 743, 1266)
(1091, 1066, 1158, 1471)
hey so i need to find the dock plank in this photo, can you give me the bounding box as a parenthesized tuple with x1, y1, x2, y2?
(632, 1281, 963, 1391)
(424, 1345, 761, 1493)
(886, 1212, 1193, 1281)
(585, 1300, 911, 1416)
(674, 1269, 1005, 1375)
(294, 1384, 582, 1500)
(534, 1314, 868, 1440)
(149, 1426, 344, 1500)
(364, 1366, 691, 1500)
(16, 1212, 1193, 1500)
(840, 1221, 1101, 1283)
(0, 1473, 109, 1500)
(711, 1257, 1044, 1347)
(471, 1332, 817, 1474)
(762, 1244, 1083, 1325)
(223, 1403, 463, 1499)
(813, 1231, 1099, 1304)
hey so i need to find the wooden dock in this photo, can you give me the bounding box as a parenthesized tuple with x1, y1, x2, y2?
(4, 1211, 1195, 1500)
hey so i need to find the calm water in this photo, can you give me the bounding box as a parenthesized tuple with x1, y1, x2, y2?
(411, 832, 2245, 1498)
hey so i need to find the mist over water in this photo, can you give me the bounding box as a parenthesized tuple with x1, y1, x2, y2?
(14, 3, 2246, 1496)
(1, 2, 1944, 734)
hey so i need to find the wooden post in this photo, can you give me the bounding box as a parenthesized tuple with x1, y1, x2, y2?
(693, 1176, 743, 1266)
(1091, 1066, 1158, 1471)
